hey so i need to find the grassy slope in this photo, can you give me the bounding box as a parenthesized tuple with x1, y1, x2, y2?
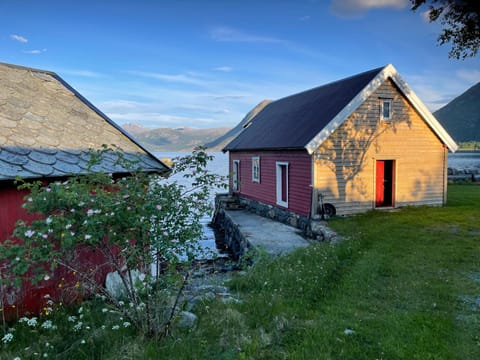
(158, 184, 480, 359)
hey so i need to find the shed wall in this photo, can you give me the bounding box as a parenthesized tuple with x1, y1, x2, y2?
(313, 79, 448, 215)
(229, 150, 312, 216)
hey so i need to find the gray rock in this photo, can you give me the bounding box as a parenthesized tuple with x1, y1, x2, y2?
(177, 311, 197, 328)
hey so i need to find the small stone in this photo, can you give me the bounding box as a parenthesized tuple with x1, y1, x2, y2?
(177, 311, 197, 328)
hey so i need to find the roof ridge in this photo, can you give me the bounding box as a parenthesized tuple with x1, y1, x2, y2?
(0, 61, 57, 76)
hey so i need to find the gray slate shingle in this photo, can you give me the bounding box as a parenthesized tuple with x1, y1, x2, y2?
(0, 62, 169, 181)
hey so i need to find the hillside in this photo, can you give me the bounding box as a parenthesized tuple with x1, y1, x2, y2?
(434, 82, 480, 142)
(122, 124, 231, 152)
(204, 100, 272, 150)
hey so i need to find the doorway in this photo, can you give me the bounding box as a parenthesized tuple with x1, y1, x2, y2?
(375, 160, 395, 207)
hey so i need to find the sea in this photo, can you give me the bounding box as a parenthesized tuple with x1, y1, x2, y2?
(154, 152, 229, 259)
(154, 151, 480, 259)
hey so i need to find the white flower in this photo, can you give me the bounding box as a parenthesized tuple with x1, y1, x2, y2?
(66, 224, 72, 229)
(27, 197, 33, 202)
(42, 234, 48, 239)
(18, 317, 29, 323)
(13, 357, 21, 360)
(118, 301, 124, 306)
(1, 332, 13, 343)
(101, 308, 108, 313)
(78, 307, 83, 314)
(27, 317, 38, 327)
(46, 187, 51, 192)
(67, 315, 77, 322)
(43, 274, 50, 281)
(87, 209, 94, 216)
(24, 229, 35, 238)
(73, 322, 83, 332)
(84, 234, 92, 240)
(344, 328, 355, 335)
(80, 339, 86, 344)
(41, 320, 53, 329)
(45, 217, 52, 225)
(123, 322, 131, 328)
(111, 325, 120, 330)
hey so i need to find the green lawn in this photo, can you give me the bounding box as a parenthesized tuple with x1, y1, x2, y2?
(160, 184, 480, 359)
(2, 185, 479, 359)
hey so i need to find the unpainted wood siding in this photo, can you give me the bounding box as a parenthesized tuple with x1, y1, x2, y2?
(229, 150, 312, 216)
(313, 79, 448, 216)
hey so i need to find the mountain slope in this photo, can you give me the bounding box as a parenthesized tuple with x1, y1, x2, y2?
(434, 82, 480, 142)
(204, 100, 272, 150)
(122, 124, 231, 152)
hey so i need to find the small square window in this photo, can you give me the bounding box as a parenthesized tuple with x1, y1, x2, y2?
(252, 157, 260, 183)
(381, 99, 392, 121)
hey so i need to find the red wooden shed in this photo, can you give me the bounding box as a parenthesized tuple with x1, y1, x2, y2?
(0, 62, 169, 318)
(223, 65, 457, 229)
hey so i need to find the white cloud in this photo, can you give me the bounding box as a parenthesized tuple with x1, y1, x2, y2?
(300, 15, 311, 21)
(60, 69, 105, 78)
(129, 70, 207, 85)
(330, 0, 408, 17)
(10, 34, 28, 43)
(209, 26, 284, 44)
(214, 66, 233, 72)
(23, 48, 47, 54)
(456, 69, 480, 84)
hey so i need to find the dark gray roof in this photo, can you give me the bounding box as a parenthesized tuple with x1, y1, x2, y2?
(223, 66, 384, 152)
(0, 62, 169, 181)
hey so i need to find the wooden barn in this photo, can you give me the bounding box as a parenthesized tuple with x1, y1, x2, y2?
(0, 62, 168, 318)
(223, 64, 458, 221)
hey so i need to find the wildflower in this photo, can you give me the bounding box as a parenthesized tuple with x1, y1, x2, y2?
(102, 308, 108, 313)
(111, 325, 120, 330)
(46, 187, 51, 192)
(80, 339, 86, 344)
(67, 315, 77, 322)
(45, 217, 52, 224)
(123, 321, 131, 328)
(15, 257, 20, 261)
(66, 224, 72, 229)
(1, 332, 13, 343)
(78, 306, 83, 314)
(84, 234, 92, 240)
(44, 274, 50, 281)
(13, 357, 21, 360)
(118, 301, 124, 306)
(87, 209, 94, 216)
(27, 197, 33, 202)
(41, 320, 53, 329)
(156, 204, 162, 210)
(27, 317, 38, 327)
(42, 234, 48, 239)
(73, 322, 83, 332)
(19, 317, 29, 323)
(24, 229, 35, 238)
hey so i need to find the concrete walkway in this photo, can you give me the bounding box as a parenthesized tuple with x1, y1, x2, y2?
(225, 210, 310, 255)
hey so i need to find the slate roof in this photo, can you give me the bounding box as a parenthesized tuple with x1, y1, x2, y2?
(0, 62, 169, 181)
(223, 64, 458, 154)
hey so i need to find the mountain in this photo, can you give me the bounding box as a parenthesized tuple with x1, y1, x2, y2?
(434, 82, 480, 143)
(204, 100, 272, 150)
(122, 124, 231, 152)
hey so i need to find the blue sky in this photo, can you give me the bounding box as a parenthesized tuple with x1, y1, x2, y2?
(1, 0, 479, 129)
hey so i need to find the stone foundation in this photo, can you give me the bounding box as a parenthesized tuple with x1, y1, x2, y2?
(212, 194, 337, 257)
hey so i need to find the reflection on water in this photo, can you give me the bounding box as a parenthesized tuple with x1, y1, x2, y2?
(154, 152, 229, 259)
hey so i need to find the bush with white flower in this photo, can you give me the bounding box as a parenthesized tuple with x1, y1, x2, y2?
(0, 147, 226, 339)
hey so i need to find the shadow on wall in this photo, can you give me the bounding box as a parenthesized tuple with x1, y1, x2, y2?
(314, 85, 413, 208)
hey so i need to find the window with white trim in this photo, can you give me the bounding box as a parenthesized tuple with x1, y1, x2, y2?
(380, 99, 392, 121)
(252, 157, 260, 183)
(276, 162, 289, 207)
(232, 160, 240, 192)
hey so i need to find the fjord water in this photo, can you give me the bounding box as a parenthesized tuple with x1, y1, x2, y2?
(154, 152, 229, 259)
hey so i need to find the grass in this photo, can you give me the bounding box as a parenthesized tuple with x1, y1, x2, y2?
(158, 184, 480, 359)
(2, 184, 479, 359)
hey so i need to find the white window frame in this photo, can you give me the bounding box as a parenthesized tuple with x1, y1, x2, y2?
(276, 162, 289, 207)
(232, 160, 240, 192)
(380, 99, 392, 122)
(252, 156, 260, 183)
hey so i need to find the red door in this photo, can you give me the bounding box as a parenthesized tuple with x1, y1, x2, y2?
(375, 160, 385, 207)
(376, 160, 395, 207)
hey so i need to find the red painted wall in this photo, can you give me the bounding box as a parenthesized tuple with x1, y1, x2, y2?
(229, 150, 312, 216)
(0, 182, 112, 320)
